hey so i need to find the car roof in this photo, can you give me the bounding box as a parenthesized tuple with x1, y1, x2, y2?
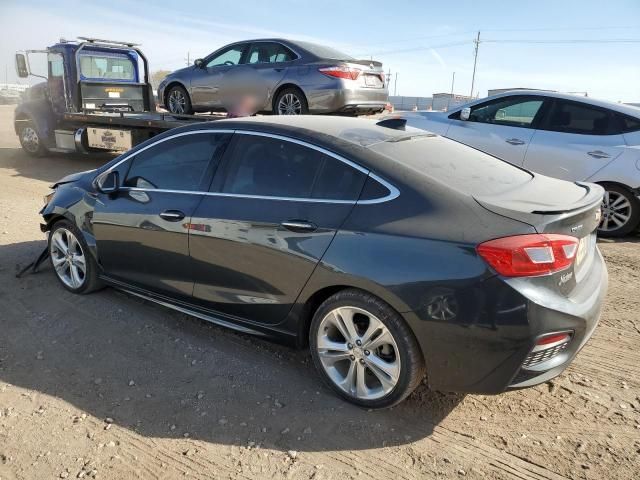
(206, 115, 433, 147)
(457, 90, 640, 118)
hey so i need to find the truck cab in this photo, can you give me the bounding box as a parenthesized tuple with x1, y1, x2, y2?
(14, 37, 156, 155)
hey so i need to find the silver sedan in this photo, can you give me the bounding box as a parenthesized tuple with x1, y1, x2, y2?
(158, 39, 388, 116)
(396, 91, 640, 237)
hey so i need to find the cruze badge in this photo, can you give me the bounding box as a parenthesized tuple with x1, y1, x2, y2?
(571, 224, 583, 233)
(559, 271, 573, 286)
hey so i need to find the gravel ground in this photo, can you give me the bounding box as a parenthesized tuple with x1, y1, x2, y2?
(0, 105, 639, 479)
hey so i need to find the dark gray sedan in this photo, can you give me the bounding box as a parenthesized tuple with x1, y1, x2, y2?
(158, 39, 388, 116)
(40, 116, 606, 408)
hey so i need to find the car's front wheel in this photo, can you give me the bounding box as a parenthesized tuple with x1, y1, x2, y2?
(166, 85, 193, 115)
(598, 184, 640, 237)
(309, 289, 425, 408)
(48, 220, 102, 294)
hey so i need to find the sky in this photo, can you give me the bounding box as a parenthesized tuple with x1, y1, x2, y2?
(0, 0, 639, 102)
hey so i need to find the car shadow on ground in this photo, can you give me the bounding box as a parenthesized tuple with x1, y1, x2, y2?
(0, 148, 114, 183)
(0, 240, 464, 453)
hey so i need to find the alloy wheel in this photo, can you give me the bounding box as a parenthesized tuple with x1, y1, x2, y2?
(21, 127, 40, 153)
(600, 190, 632, 232)
(316, 306, 401, 400)
(168, 89, 186, 114)
(50, 228, 87, 289)
(277, 93, 302, 115)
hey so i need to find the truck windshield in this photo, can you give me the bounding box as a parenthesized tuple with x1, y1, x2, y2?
(79, 53, 135, 81)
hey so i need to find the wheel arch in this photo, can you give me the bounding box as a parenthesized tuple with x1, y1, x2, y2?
(271, 83, 307, 112)
(163, 81, 190, 107)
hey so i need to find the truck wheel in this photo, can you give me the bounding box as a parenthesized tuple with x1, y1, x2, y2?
(18, 121, 47, 157)
(274, 87, 308, 115)
(166, 85, 193, 115)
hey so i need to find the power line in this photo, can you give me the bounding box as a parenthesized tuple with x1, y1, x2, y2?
(355, 40, 470, 57)
(483, 38, 640, 44)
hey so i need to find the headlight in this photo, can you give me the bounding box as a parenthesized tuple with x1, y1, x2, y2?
(43, 190, 55, 206)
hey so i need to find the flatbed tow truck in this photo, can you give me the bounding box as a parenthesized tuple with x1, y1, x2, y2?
(14, 37, 219, 156)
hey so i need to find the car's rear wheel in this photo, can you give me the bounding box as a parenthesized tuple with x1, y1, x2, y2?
(274, 87, 308, 115)
(49, 220, 102, 294)
(166, 85, 193, 115)
(309, 289, 425, 408)
(598, 184, 640, 237)
(18, 120, 47, 156)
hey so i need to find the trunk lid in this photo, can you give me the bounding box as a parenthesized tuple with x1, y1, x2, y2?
(344, 60, 385, 89)
(473, 176, 603, 237)
(475, 175, 604, 290)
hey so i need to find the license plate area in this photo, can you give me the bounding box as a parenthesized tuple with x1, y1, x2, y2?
(87, 128, 132, 152)
(364, 74, 383, 88)
(574, 233, 595, 282)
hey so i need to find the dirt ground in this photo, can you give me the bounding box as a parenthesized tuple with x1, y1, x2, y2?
(0, 104, 638, 480)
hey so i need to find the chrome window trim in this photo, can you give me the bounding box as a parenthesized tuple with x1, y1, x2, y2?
(99, 128, 400, 205)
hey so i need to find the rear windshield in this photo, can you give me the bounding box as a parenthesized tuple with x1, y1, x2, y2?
(79, 53, 135, 80)
(370, 136, 532, 196)
(295, 41, 354, 60)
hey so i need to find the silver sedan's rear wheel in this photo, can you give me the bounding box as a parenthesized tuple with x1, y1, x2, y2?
(310, 289, 425, 408)
(274, 87, 308, 115)
(48, 221, 102, 294)
(598, 184, 640, 237)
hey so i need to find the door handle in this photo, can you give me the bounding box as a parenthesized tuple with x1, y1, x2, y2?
(159, 210, 186, 221)
(273, 67, 284, 72)
(587, 150, 611, 159)
(505, 138, 526, 145)
(281, 220, 317, 233)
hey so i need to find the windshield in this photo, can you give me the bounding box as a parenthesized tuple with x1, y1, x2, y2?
(295, 41, 354, 60)
(79, 53, 135, 80)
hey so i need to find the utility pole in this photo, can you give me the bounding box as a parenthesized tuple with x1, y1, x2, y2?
(185, 52, 191, 67)
(447, 71, 456, 110)
(470, 31, 480, 98)
(394, 72, 398, 96)
(386, 68, 391, 88)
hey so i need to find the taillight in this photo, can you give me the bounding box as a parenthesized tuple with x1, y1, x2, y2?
(318, 66, 361, 80)
(477, 234, 579, 277)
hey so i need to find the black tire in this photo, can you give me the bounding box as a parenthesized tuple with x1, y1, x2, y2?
(309, 288, 425, 409)
(598, 183, 640, 237)
(166, 85, 193, 115)
(18, 120, 47, 157)
(48, 220, 102, 294)
(273, 87, 309, 115)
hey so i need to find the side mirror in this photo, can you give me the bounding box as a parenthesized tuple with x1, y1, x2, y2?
(15, 53, 29, 78)
(460, 107, 471, 121)
(96, 171, 120, 194)
(194, 58, 204, 68)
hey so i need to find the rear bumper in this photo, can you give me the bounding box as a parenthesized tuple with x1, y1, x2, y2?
(404, 247, 608, 394)
(305, 86, 388, 114)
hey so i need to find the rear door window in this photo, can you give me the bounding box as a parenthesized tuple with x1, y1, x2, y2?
(247, 43, 295, 64)
(220, 134, 366, 200)
(543, 100, 613, 135)
(124, 133, 230, 191)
